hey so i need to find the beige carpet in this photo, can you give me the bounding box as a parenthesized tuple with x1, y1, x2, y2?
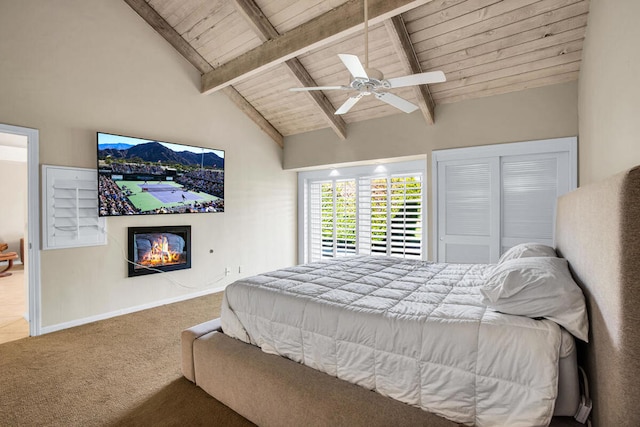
(0, 292, 253, 426)
(0, 291, 581, 426)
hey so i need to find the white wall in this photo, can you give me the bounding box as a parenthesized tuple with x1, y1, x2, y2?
(284, 81, 578, 170)
(0, 159, 27, 257)
(0, 0, 296, 328)
(578, 0, 640, 185)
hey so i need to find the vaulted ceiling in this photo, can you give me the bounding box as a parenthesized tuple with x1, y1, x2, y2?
(125, 0, 589, 147)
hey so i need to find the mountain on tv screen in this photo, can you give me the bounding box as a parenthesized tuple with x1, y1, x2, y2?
(97, 132, 224, 216)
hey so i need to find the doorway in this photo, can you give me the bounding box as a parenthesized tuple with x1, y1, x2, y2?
(0, 124, 41, 341)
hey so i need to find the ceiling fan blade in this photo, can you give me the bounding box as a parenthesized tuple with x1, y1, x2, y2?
(289, 86, 349, 92)
(374, 92, 418, 113)
(335, 94, 364, 115)
(338, 54, 368, 79)
(386, 71, 446, 88)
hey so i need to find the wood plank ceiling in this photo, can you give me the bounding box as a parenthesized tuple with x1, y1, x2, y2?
(126, 0, 589, 146)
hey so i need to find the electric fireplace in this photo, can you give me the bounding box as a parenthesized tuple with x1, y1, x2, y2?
(128, 226, 191, 277)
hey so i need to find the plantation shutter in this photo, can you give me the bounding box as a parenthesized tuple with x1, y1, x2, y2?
(42, 165, 107, 250)
(308, 181, 324, 262)
(308, 179, 356, 261)
(390, 175, 423, 258)
(358, 174, 423, 259)
(357, 177, 385, 256)
(300, 160, 426, 264)
(335, 180, 357, 256)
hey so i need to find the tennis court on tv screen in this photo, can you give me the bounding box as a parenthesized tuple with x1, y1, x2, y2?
(98, 168, 224, 215)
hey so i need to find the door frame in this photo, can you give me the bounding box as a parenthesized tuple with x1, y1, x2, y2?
(0, 123, 41, 336)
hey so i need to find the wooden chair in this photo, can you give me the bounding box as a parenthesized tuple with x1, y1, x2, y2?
(0, 243, 19, 278)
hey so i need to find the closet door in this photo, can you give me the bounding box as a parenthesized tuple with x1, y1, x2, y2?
(501, 152, 570, 253)
(433, 137, 577, 264)
(437, 158, 500, 263)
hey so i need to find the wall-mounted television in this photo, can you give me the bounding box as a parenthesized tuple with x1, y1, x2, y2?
(97, 132, 224, 216)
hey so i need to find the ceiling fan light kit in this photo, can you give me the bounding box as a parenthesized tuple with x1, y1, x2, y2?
(289, 0, 446, 116)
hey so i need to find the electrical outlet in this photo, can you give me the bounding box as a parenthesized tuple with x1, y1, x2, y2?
(238, 266, 242, 274)
(224, 267, 230, 276)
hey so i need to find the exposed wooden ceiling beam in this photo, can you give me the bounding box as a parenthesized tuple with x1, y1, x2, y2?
(233, 0, 347, 140)
(232, 0, 278, 42)
(284, 59, 347, 139)
(222, 86, 283, 147)
(123, 0, 283, 147)
(384, 15, 435, 125)
(124, 0, 212, 73)
(202, 0, 434, 95)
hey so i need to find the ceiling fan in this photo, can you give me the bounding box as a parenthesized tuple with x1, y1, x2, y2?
(289, 0, 446, 115)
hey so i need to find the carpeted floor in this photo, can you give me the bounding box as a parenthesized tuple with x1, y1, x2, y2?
(0, 292, 254, 426)
(0, 291, 582, 427)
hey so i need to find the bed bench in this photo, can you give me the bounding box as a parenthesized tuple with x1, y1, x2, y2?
(182, 319, 459, 427)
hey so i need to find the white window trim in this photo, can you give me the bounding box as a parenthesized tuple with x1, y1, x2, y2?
(297, 159, 427, 264)
(431, 137, 578, 261)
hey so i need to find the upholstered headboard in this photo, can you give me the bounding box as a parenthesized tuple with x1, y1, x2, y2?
(555, 165, 640, 426)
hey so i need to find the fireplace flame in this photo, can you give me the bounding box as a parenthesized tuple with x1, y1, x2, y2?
(140, 235, 182, 266)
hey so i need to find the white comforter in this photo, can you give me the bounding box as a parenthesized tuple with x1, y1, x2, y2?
(221, 256, 562, 427)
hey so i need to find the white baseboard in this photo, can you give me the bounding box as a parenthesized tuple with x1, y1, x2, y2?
(40, 286, 226, 335)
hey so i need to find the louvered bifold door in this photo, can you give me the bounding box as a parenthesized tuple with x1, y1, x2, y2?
(437, 158, 500, 263)
(501, 152, 570, 254)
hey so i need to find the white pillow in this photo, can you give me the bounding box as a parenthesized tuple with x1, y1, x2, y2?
(498, 243, 558, 264)
(480, 257, 589, 342)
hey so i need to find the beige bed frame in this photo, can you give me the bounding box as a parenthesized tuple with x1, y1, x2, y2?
(182, 166, 640, 427)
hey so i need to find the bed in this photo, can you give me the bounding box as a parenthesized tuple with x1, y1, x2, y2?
(182, 165, 640, 427)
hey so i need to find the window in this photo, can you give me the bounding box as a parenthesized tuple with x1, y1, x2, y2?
(299, 160, 425, 263)
(309, 179, 357, 260)
(358, 175, 423, 258)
